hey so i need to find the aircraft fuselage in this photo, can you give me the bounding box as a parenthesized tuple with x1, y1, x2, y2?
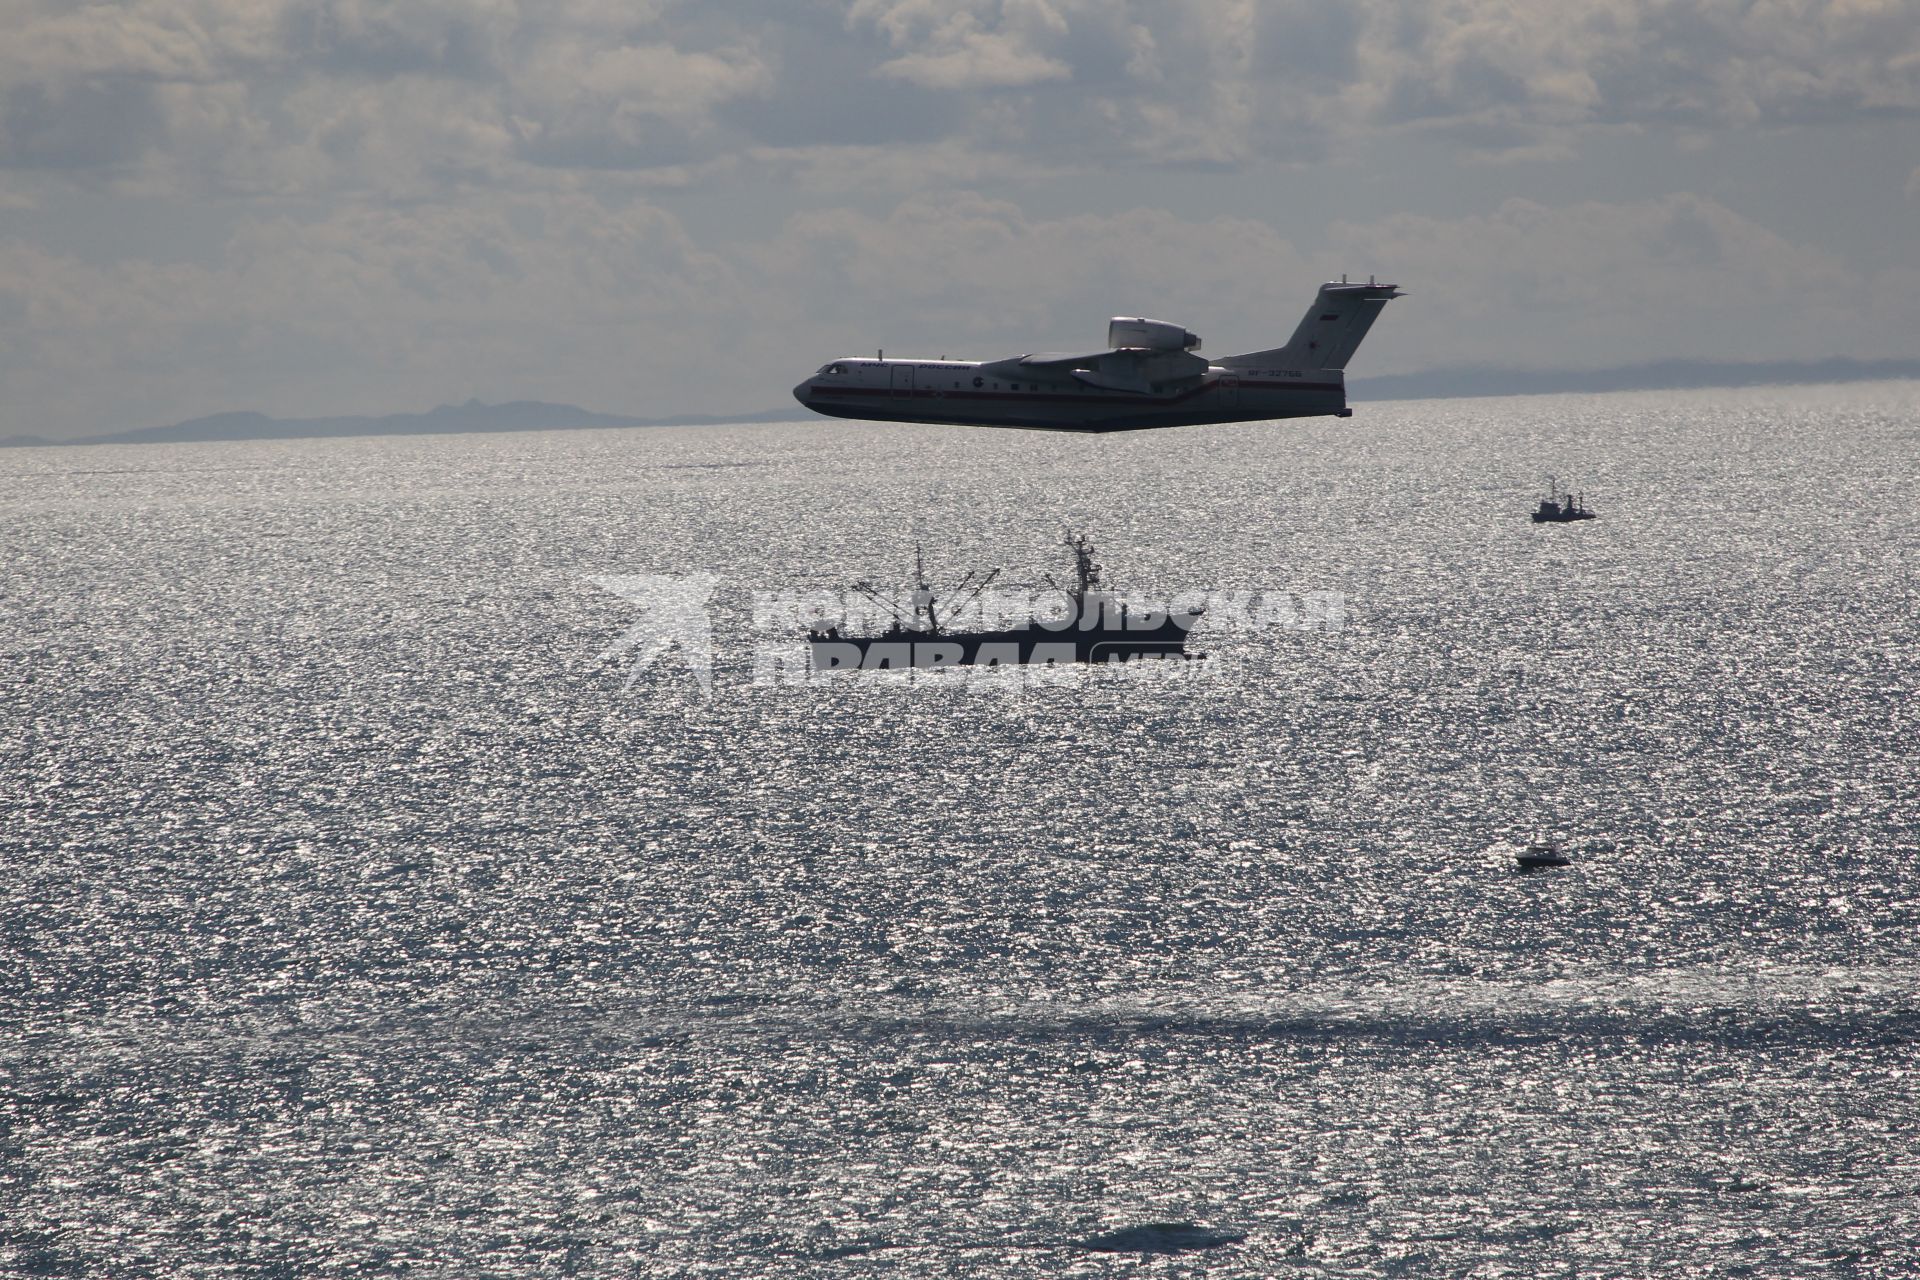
(791, 281, 1399, 433)
(791, 358, 1350, 433)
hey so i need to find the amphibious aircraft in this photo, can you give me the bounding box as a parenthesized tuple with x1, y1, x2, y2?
(791, 278, 1402, 433)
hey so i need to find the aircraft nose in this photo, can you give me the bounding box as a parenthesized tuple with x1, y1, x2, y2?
(792, 380, 814, 407)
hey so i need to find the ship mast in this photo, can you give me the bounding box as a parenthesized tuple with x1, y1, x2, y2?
(850, 545, 1001, 638)
(910, 542, 937, 632)
(1063, 531, 1103, 616)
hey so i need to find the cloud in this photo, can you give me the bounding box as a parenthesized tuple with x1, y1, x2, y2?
(1390, 0, 1918, 142)
(509, 39, 770, 171)
(0, 192, 750, 434)
(1324, 194, 1871, 367)
(752, 193, 1313, 358)
(857, 0, 1073, 90)
(0, 0, 285, 83)
(3, 0, 1916, 188)
(0, 0, 770, 190)
(763, 189, 1919, 381)
(6, 185, 1917, 438)
(875, 39, 1071, 92)
(0, 79, 167, 172)
(838, 0, 1920, 166)
(744, 190, 1920, 380)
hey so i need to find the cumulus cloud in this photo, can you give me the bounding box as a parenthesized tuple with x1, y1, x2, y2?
(3, 0, 1915, 185)
(510, 38, 770, 171)
(0, 0, 771, 190)
(838, 0, 1920, 166)
(1, 0, 286, 82)
(856, 0, 1073, 90)
(1343, 0, 1920, 150)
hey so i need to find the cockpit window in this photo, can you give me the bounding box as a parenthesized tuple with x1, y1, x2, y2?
(818, 362, 849, 376)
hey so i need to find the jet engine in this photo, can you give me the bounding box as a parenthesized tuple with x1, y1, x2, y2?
(1108, 317, 1202, 352)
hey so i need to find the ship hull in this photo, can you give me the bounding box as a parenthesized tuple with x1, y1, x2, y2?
(809, 619, 1200, 670)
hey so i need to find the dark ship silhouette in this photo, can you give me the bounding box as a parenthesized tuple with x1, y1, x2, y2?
(807, 532, 1204, 670)
(1516, 834, 1572, 869)
(1532, 477, 1596, 523)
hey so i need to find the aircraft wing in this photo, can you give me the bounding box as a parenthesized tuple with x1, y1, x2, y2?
(978, 352, 1107, 378)
(1015, 351, 1108, 369)
(983, 347, 1207, 395)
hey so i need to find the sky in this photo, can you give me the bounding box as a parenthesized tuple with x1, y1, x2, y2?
(2, 0, 1917, 439)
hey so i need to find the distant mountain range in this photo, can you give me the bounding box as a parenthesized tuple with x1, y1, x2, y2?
(1350, 356, 1920, 402)
(0, 399, 798, 448)
(6, 358, 1916, 447)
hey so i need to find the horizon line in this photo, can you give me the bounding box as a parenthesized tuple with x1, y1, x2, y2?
(6, 356, 1917, 448)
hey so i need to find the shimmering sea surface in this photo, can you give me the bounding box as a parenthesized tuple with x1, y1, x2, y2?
(3, 383, 1917, 1278)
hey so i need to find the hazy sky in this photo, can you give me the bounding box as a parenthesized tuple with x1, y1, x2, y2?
(3, 0, 1917, 438)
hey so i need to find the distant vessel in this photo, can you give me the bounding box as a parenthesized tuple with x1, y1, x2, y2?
(807, 532, 1204, 670)
(1081, 1222, 1247, 1254)
(1516, 835, 1572, 869)
(1532, 477, 1596, 523)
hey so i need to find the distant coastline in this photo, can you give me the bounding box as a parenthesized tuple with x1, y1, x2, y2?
(6, 358, 1916, 447)
(1348, 356, 1920, 403)
(0, 400, 801, 449)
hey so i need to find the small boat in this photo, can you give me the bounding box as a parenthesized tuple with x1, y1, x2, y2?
(1532, 476, 1596, 523)
(1516, 835, 1571, 869)
(1081, 1222, 1247, 1254)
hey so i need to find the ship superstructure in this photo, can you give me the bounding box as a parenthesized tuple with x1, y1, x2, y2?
(807, 533, 1204, 670)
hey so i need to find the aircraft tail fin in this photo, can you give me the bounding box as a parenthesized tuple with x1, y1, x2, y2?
(1222, 279, 1402, 371)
